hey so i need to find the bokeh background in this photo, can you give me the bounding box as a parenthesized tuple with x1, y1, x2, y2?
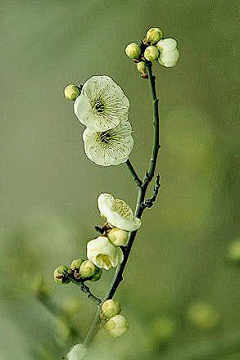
(1, 1, 239, 359)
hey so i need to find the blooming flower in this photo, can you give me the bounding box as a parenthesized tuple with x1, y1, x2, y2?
(66, 343, 87, 360)
(98, 193, 142, 231)
(87, 236, 123, 270)
(74, 76, 130, 132)
(83, 121, 133, 166)
(156, 38, 180, 68)
(104, 314, 129, 338)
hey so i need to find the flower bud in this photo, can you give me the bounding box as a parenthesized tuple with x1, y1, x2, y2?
(146, 27, 164, 44)
(136, 61, 147, 77)
(79, 260, 96, 278)
(156, 38, 177, 52)
(64, 84, 80, 100)
(70, 259, 84, 271)
(144, 46, 159, 62)
(125, 43, 141, 59)
(101, 299, 121, 318)
(104, 314, 129, 338)
(158, 48, 180, 68)
(107, 228, 129, 247)
(228, 239, 240, 263)
(53, 265, 70, 285)
(89, 266, 102, 282)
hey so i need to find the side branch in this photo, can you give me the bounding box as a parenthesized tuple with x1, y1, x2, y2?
(126, 159, 142, 188)
(142, 173, 160, 209)
(70, 277, 102, 306)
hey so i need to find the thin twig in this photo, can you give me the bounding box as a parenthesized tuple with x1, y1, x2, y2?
(142, 173, 161, 209)
(126, 159, 142, 188)
(70, 278, 102, 306)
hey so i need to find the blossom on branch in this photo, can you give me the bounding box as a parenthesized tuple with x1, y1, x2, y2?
(83, 121, 133, 166)
(74, 76, 130, 132)
(87, 236, 123, 270)
(98, 193, 142, 231)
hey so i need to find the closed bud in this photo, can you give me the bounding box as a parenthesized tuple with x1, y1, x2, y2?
(144, 46, 159, 62)
(80, 260, 96, 278)
(101, 299, 121, 318)
(146, 27, 164, 45)
(104, 314, 129, 338)
(107, 228, 129, 247)
(64, 84, 80, 100)
(136, 61, 147, 77)
(158, 48, 180, 68)
(187, 302, 220, 330)
(70, 259, 84, 271)
(53, 265, 70, 285)
(89, 266, 102, 282)
(125, 43, 141, 59)
(156, 38, 177, 52)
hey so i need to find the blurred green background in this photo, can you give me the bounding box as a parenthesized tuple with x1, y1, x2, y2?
(0, 0, 239, 359)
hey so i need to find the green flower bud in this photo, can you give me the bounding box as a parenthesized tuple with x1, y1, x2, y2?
(79, 260, 96, 278)
(146, 27, 164, 44)
(104, 314, 129, 338)
(136, 61, 147, 77)
(153, 316, 177, 343)
(144, 46, 159, 62)
(70, 259, 84, 271)
(101, 299, 121, 318)
(125, 43, 141, 59)
(187, 302, 220, 330)
(64, 84, 80, 101)
(89, 266, 102, 282)
(228, 239, 240, 263)
(107, 228, 128, 247)
(53, 265, 70, 285)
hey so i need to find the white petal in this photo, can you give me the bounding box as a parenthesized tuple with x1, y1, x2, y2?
(75, 75, 130, 132)
(66, 343, 87, 360)
(158, 48, 180, 68)
(83, 122, 134, 166)
(156, 38, 177, 52)
(98, 193, 142, 231)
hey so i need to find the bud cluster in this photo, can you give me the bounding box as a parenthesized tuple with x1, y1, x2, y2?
(101, 299, 129, 338)
(125, 27, 180, 77)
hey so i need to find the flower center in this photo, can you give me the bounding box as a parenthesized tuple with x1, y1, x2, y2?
(93, 99, 105, 113)
(99, 131, 111, 144)
(96, 254, 112, 268)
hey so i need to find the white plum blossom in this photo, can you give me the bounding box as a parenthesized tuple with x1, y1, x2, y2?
(87, 236, 123, 270)
(83, 121, 133, 166)
(66, 343, 87, 360)
(156, 38, 180, 68)
(74, 76, 130, 132)
(104, 314, 129, 338)
(98, 193, 142, 231)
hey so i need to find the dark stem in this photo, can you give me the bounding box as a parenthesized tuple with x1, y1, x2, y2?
(126, 159, 142, 188)
(81, 61, 161, 350)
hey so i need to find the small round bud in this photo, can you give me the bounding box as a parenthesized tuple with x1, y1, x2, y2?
(80, 260, 96, 278)
(107, 228, 128, 247)
(125, 43, 141, 59)
(70, 259, 84, 271)
(53, 265, 70, 285)
(101, 299, 121, 318)
(187, 302, 220, 330)
(228, 239, 240, 264)
(153, 316, 177, 343)
(64, 84, 80, 100)
(104, 314, 129, 338)
(89, 266, 102, 282)
(146, 27, 164, 45)
(144, 46, 159, 62)
(136, 61, 147, 77)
